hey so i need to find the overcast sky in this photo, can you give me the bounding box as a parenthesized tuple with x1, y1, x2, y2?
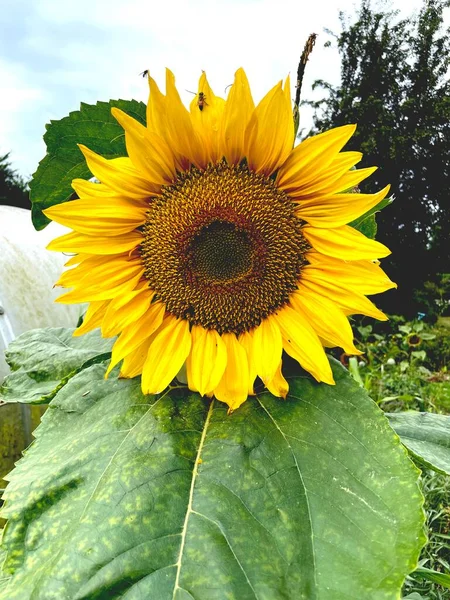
(1, 0, 424, 180)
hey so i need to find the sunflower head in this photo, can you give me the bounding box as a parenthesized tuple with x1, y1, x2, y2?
(44, 68, 395, 411)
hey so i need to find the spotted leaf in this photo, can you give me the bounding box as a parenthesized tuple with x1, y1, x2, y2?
(0, 355, 424, 599)
(0, 328, 113, 405)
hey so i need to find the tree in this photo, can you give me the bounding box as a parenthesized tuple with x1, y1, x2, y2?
(308, 0, 450, 317)
(0, 153, 30, 210)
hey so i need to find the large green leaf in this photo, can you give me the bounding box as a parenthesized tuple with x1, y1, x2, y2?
(29, 100, 146, 230)
(387, 412, 450, 476)
(350, 195, 393, 239)
(0, 328, 113, 404)
(0, 356, 424, 599)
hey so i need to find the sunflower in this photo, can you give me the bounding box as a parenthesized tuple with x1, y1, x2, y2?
(44, 68, 395, 411)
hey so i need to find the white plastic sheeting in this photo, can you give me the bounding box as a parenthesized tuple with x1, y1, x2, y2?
(0, 206, 83, 381)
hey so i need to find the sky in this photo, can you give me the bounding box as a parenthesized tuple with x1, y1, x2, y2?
(0, 0, 425, 180)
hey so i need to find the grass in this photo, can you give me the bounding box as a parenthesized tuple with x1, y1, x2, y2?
(403, 469, 450, 599)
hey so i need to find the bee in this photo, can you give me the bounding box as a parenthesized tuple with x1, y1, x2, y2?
(197, 92, 207, 111)
(187, 90, 208, 111)
(139, 70, 149, 78)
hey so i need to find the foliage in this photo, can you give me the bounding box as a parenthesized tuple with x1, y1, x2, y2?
(28, 99, 146, 230)
(424, 320, 450, 374)
(0, 327, 425, 599)
(403, 470, 450, 599)
(0, 153, 30, 210)
(387, 412, 450, 476)
(414, 275, 450, 322)
(307, 0, 450, 317)
(350, 316, 450, 412)
(0, 328, 113, 405)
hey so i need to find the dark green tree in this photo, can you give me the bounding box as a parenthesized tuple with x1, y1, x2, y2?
(308, 0, 450, 317)
(0, 153, 30, 210)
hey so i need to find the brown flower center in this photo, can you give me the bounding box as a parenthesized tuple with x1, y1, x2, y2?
(188, 220, 253, 283)
(140, 161, 309, 334)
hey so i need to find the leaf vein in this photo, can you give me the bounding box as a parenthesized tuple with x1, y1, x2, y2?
(171, 399, 214, 599)
(190, 509, 259, 599)
(256, 398, 318, 596)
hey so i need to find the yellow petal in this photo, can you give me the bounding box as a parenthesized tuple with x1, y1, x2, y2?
(186, 326, 227, 396)
(56, 254, 110, 287)
(222, 68, 254, 165)
(47, 230, 142, 255)
(296, 185, 391, 228)
(55, 258, 145, 303)
(106, 302, 166, 376)
(238, 331, 257, 395)
(73, 301, 109, 337)
(64, 254, 87, 267)
(141, 316, 192, 394)
(290, 290, 361, 355)
(290, 163, 375, 202)
(302, 224, 391, 260)
(213, 333, 249, 410)
(283, 74, 292, 107)
(252, 316, 283, 383)
(44, 197, 147, 237)
(266, 362, 289, 399)
(319, 165, 378, 195)
(163, 68, 207, 169)
(71, 178, 118, 197)
(277, 124, 357, 190)
(71, 179, 149, 208)
(304, 252, 397, 295)
(274, 305, 334, 384)
(78, 145, 159, 198)
(279, 151, 362, 198)
(146, 74, 168, 139)
(245, 81, 294, 175)
(101, 287, 154, 337)
(189, 72, 226, 164)
(283, 74, 296, 142)
(111, 107, 176, 184)
(146, 74, 190, 172)
(300, 276, 388, 321)
(119, 336, 154, 379)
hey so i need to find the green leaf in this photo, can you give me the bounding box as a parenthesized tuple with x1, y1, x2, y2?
(418, 333, 435, 341)
(0, 328, 113, 404)
(387, 411, 450, 475)
(350, 195, 393, 239)
(29, 100, 146, 230)
(0, 538, 8, 592)
(0, 580, 8, 594)
(399, 325, 412, 334)
(0, 354, 425, 599)
(412, 567, 450, 588)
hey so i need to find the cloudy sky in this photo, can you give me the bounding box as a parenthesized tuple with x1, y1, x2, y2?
(1, 0, 424, 180)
